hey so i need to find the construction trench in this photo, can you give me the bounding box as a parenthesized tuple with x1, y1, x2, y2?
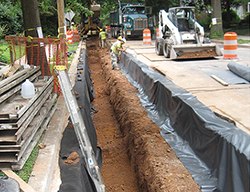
(58, 37, 249, 192)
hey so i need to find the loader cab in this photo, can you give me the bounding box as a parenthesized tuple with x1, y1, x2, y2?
(169, 7, 195, 32)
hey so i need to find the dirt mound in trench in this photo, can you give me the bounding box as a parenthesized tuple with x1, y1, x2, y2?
(87, 37, 200, 192)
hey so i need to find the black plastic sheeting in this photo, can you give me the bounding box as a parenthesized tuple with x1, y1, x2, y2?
(59, 49, 101, 192)
(119, 52, 250, 192)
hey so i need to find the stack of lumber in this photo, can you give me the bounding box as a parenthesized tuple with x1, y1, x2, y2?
(0, 65, 57, 170)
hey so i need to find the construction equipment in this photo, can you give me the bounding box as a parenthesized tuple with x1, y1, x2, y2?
(156, 7, 222, 60)
(110, 0, 153, 39)
(80, 0, 102, 36)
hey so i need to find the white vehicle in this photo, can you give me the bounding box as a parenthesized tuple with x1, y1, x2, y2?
(156, 7, 222, 59)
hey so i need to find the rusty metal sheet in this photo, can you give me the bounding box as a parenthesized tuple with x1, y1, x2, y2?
(0, 66, 40, 94)
(0, 71, 41, 104)
(0, 93, 57, 164)
(0, 76, 53, 120)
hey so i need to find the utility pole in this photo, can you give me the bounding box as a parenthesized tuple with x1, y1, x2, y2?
(21, 0, 49, 76)
(57, 0, 67, 67)
(57, 0, 66, 39)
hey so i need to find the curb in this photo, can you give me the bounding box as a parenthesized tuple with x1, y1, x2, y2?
(211, 39, 250, 48)
(28, 41, 84, 192)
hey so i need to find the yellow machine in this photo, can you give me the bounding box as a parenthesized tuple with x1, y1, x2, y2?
(80, 0, 102, 36)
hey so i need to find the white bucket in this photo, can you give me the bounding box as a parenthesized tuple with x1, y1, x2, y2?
(21, 79, 35, 99)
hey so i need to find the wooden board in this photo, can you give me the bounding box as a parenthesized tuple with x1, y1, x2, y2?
(1, 168, 36, 192)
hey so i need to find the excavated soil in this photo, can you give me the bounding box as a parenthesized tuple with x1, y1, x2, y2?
(177, 49, 217, 59)
(86, 37, 201, 192)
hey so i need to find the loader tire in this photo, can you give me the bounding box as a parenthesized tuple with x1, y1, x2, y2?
(155, 38, 164, 55)
(163, 40, 170, 58)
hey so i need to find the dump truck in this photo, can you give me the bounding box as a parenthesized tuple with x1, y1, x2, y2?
(155, 7, 222, 59)
(110, 0, 153, 39)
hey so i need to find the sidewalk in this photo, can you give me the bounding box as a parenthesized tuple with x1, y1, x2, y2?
(27, 41, 85, 192)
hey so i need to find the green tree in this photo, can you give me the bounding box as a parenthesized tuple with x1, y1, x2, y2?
(222, 0, 248, 28)
(0, 1, 23, 38)
(38, 0, 58, 36)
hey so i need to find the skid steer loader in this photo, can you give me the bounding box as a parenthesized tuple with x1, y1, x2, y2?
(155, 7, 222, 60)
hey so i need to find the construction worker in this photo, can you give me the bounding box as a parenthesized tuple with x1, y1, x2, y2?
(71, 22, 77, 31)
(99, 29, 108, 49)
(110, 37, 127, 70)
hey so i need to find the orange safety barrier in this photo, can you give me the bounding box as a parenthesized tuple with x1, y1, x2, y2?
(157, 27, 160, 38)
(73, 30, 79, 42)
(67, 30, 73, 44)
(5, 35, 69, 95)
(223, 32, 238, 60)
(107, 26, 111, 33)
(143, 28, 151, 45)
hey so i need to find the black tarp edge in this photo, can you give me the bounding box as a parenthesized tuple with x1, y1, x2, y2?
(59, 49, 101, 192)
(119, 52, 250, 192)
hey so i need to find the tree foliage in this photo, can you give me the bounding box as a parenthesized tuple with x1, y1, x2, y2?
(0, 1, 23, 38)
(0, 0, 247, 38)
(38, 0, 58, 36)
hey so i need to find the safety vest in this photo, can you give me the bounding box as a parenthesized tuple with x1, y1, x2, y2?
(99, 31, 106, 40)
(111, 41, 122, 54)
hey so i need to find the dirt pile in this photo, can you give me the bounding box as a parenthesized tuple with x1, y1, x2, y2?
(87, 37, 200, 191)
(178, 49, 217, 59)
(64, 152, 79, 164)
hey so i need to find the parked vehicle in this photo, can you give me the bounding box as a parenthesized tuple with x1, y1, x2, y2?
(110, 0, 153, 39)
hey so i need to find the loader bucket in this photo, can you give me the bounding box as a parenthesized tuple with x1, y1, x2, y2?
(170, 43, 222, 60)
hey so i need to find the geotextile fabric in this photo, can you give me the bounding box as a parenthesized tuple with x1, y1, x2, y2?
(119, 52, 250, 192)
(58, 49, 101, 192)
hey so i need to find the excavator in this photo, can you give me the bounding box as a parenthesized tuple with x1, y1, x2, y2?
(80, 0, 103, 36)
(155, 7, 222, 59)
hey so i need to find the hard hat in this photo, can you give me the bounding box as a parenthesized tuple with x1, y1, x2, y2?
(118, 36, 122, 40)
(71, 22, 74, 25)
(100, 29, 103, 31)
(121, 38, 126, 43)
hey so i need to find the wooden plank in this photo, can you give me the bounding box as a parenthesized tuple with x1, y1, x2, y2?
(211, 75, 229, 86)
(5, 35, 67, 45)
(0, 76, 53, 120)
(1, 168, 36, 192)
(3, 64, 22, 78)
(0, 69, 28, 89)
(0, 66, 40, 94)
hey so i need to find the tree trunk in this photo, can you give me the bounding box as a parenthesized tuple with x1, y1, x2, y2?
(164, 0, 169, 11)
(21, 0, 50, 76)
(210, 0, 223, 38)
(225, 0, 231, 28)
